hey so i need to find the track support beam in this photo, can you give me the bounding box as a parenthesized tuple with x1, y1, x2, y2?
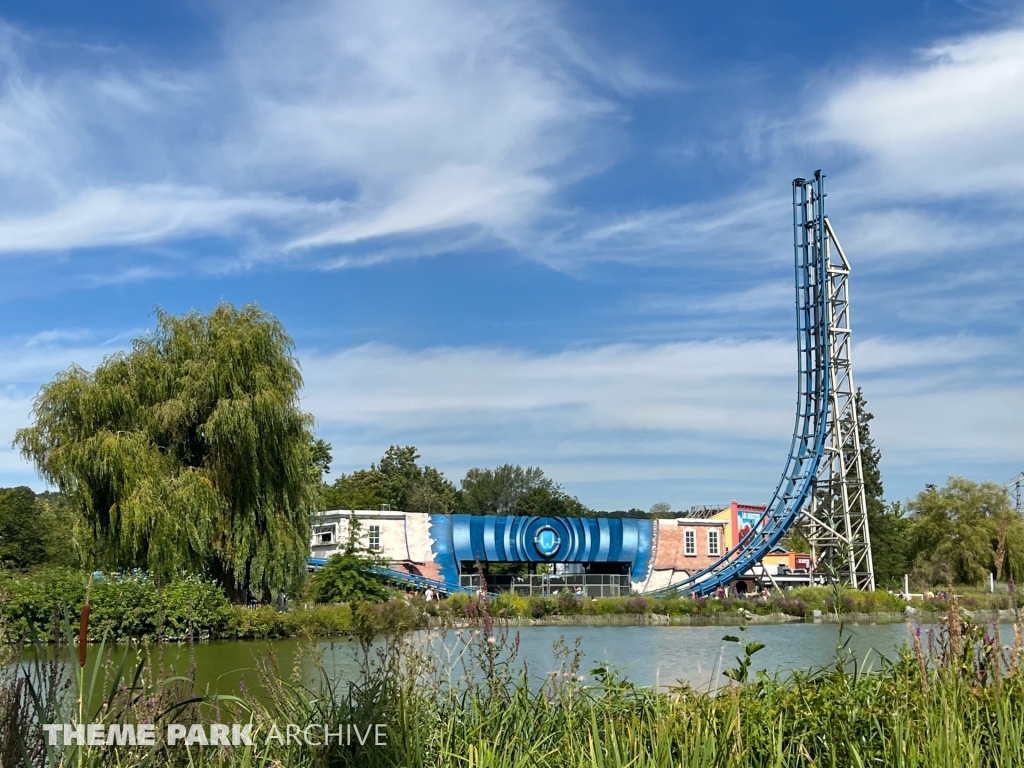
(795, 178, 874, 590)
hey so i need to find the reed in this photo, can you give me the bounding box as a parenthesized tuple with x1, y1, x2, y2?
(2, 595, 1022, 767)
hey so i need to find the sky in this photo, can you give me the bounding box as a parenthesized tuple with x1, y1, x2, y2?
(0, 0, 1021, 511)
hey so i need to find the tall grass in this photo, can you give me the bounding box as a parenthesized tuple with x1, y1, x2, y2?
(2, 592, 1023, 767)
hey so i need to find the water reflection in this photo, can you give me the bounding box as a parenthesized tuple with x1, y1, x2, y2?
(15, 621, 927, 700)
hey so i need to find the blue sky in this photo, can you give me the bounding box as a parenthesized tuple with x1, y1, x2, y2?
(0, 0, 1021, 511)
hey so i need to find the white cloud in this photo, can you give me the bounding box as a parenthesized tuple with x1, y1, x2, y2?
(0, 1, 618, 267)
(0, 339, 113, 384)
(0, 185, 311, 253)
(0, 329, 1016, 503)
(302, 340, 795, 438)
(818, 27, 1024, 198)
(853, 335, 1004, 373)
(298, 333, 1019, 503)
(548, 23, 1024, 268)
(871, 387, 1023, 455)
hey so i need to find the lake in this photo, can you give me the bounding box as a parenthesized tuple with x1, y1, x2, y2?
(30, 620, 941, 699)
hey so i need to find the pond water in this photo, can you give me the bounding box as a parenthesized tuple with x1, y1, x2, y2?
(17, 621, 940, 700)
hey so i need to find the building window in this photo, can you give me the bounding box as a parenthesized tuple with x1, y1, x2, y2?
(684, 529, 696, 556)
(368, 524, 381, 551)
(707, 529, 720, 556)
(315, 527, 333, 544)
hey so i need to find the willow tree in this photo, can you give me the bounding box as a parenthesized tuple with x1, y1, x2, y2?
(15, 303, 323, 600)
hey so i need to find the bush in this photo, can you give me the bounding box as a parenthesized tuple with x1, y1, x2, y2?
(231, 605, 288, 639)
(310, 551, 392, 604)
(773, 597, 808, 617)
(490, 592, 526, 618)
(88, 575, 160, 639)
(624, 597, 651, 614)
(352, 600, 422, 640)
(0, 567, 86, 639)
(556, 591, 581, 615)
(1, 569, 234, 642)
(160, 576, 235, 637)
(288, 604, 353, 637)
(528, 597, 553, 618)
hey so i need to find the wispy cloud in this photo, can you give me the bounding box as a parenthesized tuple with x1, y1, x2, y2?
(0, 328, 1016, 503)
(298, 334, 1020, 504)
(0, 1, 621, 274)
(0, 331, 122, 484)
(0, 186, 314, 253)
(816, 27, 1024, 198)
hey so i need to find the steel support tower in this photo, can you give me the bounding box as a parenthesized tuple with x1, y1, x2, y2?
(647, 170, 874, 597)
(793, 173, 875, 590)
(1007, 472, 1024, 512)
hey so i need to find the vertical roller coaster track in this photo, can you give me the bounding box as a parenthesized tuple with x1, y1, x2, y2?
(650, 171, 874, 597)
(1007, 472, 1024, 512)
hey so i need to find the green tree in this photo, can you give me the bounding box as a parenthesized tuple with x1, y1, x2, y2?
(907, 476, 1021, 586)
(14, 303, 323, 600)
(323, 469, 389, 511)
(0, 487, 45, 568)
(0, 488, 82, 569)
(854, 390, 910, 585)
(406, 466, 460, 514)
(311, 516, 392, 603)
(511, 486, 592, 517)
(321, 445, 458, 513)
(460, 464, 556, 515)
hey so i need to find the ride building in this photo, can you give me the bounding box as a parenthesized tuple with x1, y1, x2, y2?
(310, 502, 810, 595)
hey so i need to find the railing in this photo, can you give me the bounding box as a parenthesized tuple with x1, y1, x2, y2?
(460, 573, 632, 597)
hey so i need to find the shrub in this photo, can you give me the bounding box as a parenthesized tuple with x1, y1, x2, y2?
(773, 597, 808, 617)
(232, 605, 288, 639)
(0, 569, 236, 642)
(352, 600, 422, 640)
(89, 575, 159, 639)
(310, 551, 392, 604)
(160, 575, 234, 637)
(624, 597, 651, 614)
(490, 592, 526, 618)
(0, 567, 86, 639)
(528, 597, 552, 618)
(556, 591, 581, 615)
(447, 593, 470, 614)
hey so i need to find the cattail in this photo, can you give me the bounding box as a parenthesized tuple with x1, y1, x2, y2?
(989, 622, 1001, 692)
(909, 621, 928, 691)
(78, 572, 94, 667)
(948, 594, 963, 665)
(1010, 609, 1023, 678)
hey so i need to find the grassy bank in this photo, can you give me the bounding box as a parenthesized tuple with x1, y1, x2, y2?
(432, 586, 1015, 623)
(2, 593, 1022, 767)
(0, 568, 421, 642)
(3, 567, 1018, 643)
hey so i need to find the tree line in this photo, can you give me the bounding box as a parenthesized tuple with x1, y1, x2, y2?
(822, 391, 1024, 587)
(3, 302, 1020, 601)
(320, 447, 596, 518)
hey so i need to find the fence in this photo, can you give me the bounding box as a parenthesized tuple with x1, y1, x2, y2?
(459, 573, 632, 597)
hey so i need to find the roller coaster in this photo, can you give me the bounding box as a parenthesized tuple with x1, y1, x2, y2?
(1008, 472, 1023, 512)
(308, 171, 875, 598)
(651, 171, 874, 597)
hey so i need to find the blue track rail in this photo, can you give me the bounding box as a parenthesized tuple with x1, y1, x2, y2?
(649, 172, 832, 597)
(307, 558, 490, 597)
